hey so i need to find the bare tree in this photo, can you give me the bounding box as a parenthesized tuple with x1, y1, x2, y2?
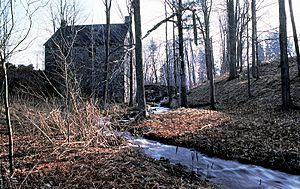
(0, 54, 13, 174)
(48, 0, 82, 34)
(0, 0, 39, 174)
(188, 33, 197, 86)
(133, 0, 146, 117)
(145, 39, 160, 84)
(251, 0, 259, 79)
(288, 0, 300, 77)
(177, 0, 188, 107)
(195, 0, 215, 109)
(141, 0, 193, 106)
(102, 0, 112, 107)
(172, 15, 179, 97)
(184, 41, 192, 91)
(165, 1, 172, 105)
(46, 26, 81, 142)
(127, 3, 135, 106)
(219, 14, 227, 76)
(227, 0, 237, 80)
(278, 0, 292, 110)
(246, 0, 252, 98)
(45, 0, 85, 142)
(236, 0, 249, 73)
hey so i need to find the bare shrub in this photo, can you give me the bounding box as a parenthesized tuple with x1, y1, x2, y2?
(11, 99, 122, 147)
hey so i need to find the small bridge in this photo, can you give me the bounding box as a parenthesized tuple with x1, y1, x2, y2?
(144, 84, 169, 102)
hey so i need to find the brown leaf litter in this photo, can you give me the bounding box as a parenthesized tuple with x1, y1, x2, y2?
(0, 105, 212, 189)
(133, 60, 300, 175)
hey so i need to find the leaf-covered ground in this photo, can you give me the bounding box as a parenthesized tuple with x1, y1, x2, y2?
(134, 60, 300, 174)
(0, 108, 212, 189)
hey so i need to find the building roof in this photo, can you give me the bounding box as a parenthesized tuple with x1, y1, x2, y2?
(45, 22, 129, 47)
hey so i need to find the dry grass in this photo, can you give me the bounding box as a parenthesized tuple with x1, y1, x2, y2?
(8, 145, 210, 188)
(0, 99, 212, 188)
(1, 130, 212, 189)
(8, 100, 122, 147)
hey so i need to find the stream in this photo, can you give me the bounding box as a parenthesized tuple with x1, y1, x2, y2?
(121, 106, 300, 189)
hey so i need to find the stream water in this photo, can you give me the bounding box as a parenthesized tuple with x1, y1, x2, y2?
(148, 103, 170, 114)
(121, 106, 300, 189)
(122, 133, 300, 189)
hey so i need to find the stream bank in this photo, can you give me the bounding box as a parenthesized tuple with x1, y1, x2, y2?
(121, 105, 300, 188)
(132, 108, 300, 175)
(122, 132, 300, 189)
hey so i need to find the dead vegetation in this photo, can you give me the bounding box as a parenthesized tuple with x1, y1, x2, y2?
(1, 137, 210, 189)
(0, 100, 212, 188)
(7, 100, 122, 146)
(189, 58, 300, 107)
(133, 60, 300, 174)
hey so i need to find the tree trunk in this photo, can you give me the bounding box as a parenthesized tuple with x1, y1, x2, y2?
(288, 0, 300, 77)
(238, 12, 245, 73)
(165, 2, 172, 105)
(210, 38, 216, 76)
(1, 57, 14, 174)
(204, 1, 215, 110)
(235, 0, 240, 72)
(128, 13, 134, 106)
(255, 38, 260, 78)
(177, 0, 187, 107)
(278, 0, 292, 110)
(239, 36, 243, 73)
(152, 57, 158, 84)
(206, 37, 215, 110)
(103, 0, 112, 107)
(184, 42, 192, 91)
(189, 38, 196, 85)
(219, 16, 227, 76)
(240, 2, 248, 73)
(236, 32, 241, 71)
(173, 18, 178, 96)
(246, 6, 252, 98)
(227, 0, 237, 80)
(251, 0, 259, 79)
(133, 0, 146, 117)
(64, 57, 70, 143)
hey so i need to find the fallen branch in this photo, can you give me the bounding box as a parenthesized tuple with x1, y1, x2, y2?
(24, 115, 53, 144)
(18, 163, 39, 189)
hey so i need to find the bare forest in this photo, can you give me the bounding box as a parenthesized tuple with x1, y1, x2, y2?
(1, 0, 300, 188)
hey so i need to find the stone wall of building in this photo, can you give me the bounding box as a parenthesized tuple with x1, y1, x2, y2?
(45, 43, 129, 103)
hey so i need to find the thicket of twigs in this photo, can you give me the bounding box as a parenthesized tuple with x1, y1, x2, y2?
(1, 97, 122, 188)
(9, 98, 122, 146)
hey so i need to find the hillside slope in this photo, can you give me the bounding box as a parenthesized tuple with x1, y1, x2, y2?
(188, 59, 300, 173)
(188, 58, 300, 108)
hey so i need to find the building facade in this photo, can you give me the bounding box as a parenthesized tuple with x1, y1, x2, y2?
(44, 17, 132, 102)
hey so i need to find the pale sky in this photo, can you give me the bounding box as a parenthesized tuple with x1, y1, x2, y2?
(10, 0, 300, 69)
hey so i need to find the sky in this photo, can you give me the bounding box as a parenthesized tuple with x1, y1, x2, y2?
(11, 0, 168, 68)
(10, 0, 300, 69)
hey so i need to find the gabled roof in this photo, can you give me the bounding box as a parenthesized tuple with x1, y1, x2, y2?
(45, 23, 129, 47)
